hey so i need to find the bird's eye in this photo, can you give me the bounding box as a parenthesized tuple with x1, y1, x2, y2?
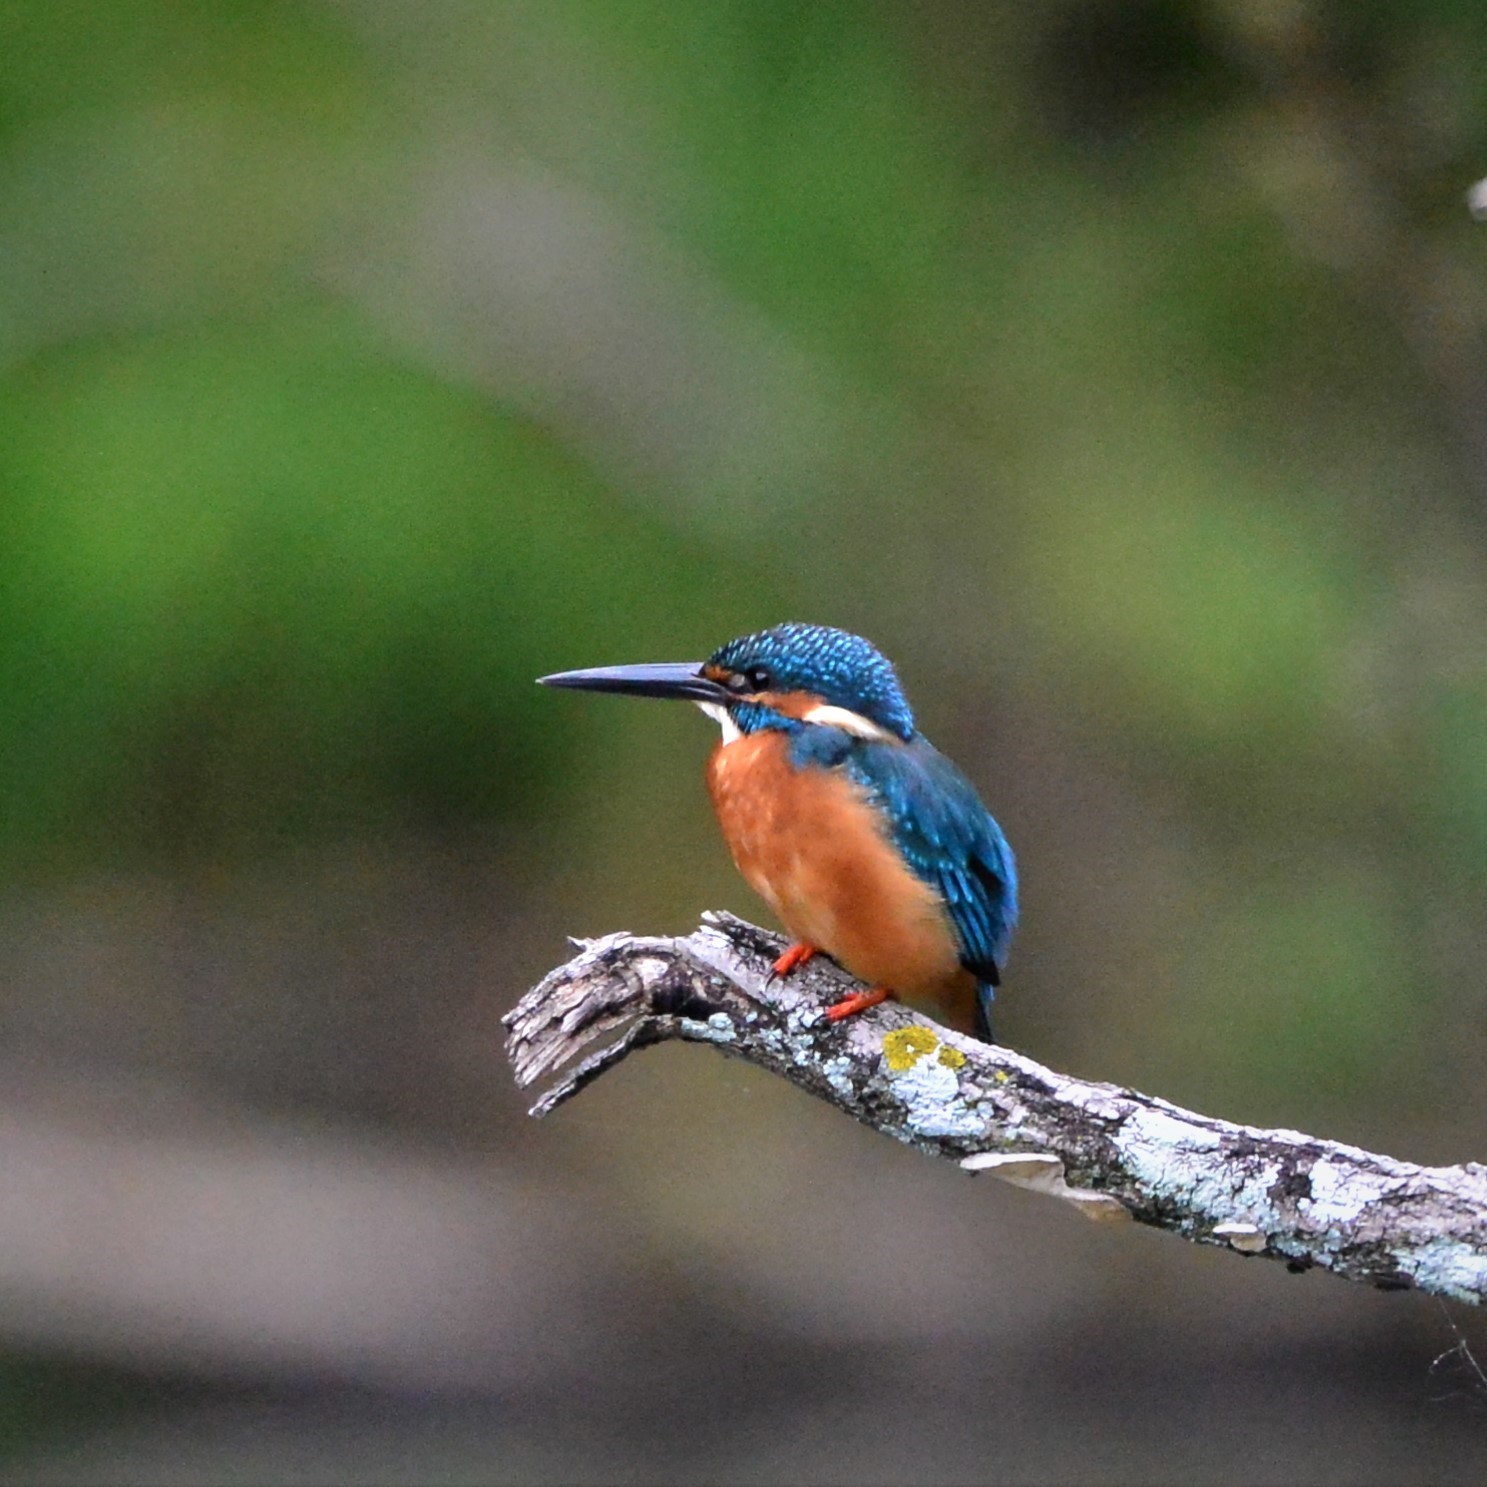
(724, 665, 772, 694)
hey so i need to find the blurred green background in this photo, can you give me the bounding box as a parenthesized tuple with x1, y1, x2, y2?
(3, 1, 1487, 1482)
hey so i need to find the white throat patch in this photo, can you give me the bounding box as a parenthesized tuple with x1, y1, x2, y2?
(696, 700, 892, 745)
(696, 701, 742, 744)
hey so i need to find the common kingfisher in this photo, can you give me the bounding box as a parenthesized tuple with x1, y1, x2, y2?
(539, 623, 1017, 1041)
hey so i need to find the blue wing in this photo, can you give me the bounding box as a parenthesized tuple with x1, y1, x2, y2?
(856, 737, 1017, 985)
(795, 729, 1017, 998)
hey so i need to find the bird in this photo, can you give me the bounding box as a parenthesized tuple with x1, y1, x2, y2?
(538, 622, 1017, 1041)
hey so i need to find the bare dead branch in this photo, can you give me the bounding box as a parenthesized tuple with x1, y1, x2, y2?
(504, 912, 1487, 1303)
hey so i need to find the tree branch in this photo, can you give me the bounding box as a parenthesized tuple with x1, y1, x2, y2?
(503, 912, 1487, 1304)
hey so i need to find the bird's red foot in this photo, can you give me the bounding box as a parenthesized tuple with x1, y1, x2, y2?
(825, 987, 890, 1022)
(771, 942, 818, 978)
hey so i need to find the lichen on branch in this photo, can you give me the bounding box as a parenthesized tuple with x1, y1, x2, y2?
(503, 912, 1487, 1304)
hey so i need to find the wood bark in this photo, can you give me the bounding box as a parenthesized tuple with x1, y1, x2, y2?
(504, 911, 1487, 1304)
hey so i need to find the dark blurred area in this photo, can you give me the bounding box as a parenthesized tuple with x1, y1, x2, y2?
(2, 1, 1487, 1482)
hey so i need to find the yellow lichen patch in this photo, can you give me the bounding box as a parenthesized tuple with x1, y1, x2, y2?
(882, 1026, 941, 1071)
(937, 1044, 967, 1070)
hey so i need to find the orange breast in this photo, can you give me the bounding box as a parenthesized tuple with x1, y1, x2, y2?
(705, 732, 980, 1030)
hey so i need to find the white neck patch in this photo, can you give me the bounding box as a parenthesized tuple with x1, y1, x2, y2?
(696, 701, 742, 744)
(800, 703, 895, 741)
(696, 700, 894, 746)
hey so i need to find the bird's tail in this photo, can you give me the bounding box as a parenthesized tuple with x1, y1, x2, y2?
(974, 982, 997, 1044)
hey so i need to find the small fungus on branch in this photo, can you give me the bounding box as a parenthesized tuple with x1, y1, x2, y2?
(503, 912, 1487, 1304)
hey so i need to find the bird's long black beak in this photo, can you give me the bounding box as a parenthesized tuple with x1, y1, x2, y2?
(537, 661, 730, 705)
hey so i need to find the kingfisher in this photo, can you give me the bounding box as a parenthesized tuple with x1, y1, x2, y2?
(538, 623, 1017, 1041)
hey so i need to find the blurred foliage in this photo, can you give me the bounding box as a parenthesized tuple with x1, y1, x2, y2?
(4, 0, 1487, 1469)
(0, 310, 758, 866)
(0, 0, 1483, 1078)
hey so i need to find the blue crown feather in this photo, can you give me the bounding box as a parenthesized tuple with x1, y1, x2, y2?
(709, 622, 916, 741)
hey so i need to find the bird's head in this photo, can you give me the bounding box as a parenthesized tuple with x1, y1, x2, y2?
(539, 622, 916, 743)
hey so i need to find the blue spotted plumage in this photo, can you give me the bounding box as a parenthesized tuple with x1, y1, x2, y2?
(712, 622, 917, 742)
(844, 738, 1017, 985)
(539, 622, 1019, 1041)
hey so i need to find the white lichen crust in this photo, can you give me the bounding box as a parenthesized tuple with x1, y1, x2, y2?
(503, 912, 1487, 1305)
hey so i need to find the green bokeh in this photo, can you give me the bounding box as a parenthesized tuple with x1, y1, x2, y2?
(0, 309, 755, 868)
